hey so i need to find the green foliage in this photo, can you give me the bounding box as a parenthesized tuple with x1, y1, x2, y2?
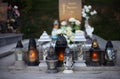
(20, 0, 58, 39)
(9, 0, 33, 14)
(20, 0, 33, 14)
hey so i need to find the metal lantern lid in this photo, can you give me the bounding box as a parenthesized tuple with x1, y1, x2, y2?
(105, 40, 115, 61)
(16, 40, 23, 48)
(91, 39, 99, 48)
(105, 40, 113, 48)
(38, 31, 51, 42)
(28, 38, 37, 50)
(55, 34, 67, 47)
(89, 39, 101, 53)
(73, 30, 86, 42)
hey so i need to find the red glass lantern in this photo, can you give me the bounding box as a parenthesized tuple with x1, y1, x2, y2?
(91, 51, 99, 62)
(29, 48, 38, 62)
(58, 51, 64, 61)
(89, 39, 102, 66)
(27, 38, 39, 66)
(55, 34, 67, 67)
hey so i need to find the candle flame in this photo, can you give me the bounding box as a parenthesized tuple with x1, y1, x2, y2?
(92, 52, 99, 61)
(58, 51, 64, 61)
(29, 50, 37, 62)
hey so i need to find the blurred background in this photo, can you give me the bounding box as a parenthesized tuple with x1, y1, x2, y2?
(1, 0, 120, 40)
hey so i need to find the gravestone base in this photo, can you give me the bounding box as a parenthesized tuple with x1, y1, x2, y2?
(63, 69, 73, 73)
(57, 67, 64, 71)
(74, 60, 86, 67)
(106, 61, 115, 66)
(47, 69, 58, 73)
(39, 60, 47, 71)
(73, 60, 86, 71)
(26, 66, 40, 71)
(89, 62, 101, 66)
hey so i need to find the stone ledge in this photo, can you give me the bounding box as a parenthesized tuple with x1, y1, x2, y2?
(0, 51, 14, 58)
(0, 33, 23, 47)
(8, 65, 47, 71)
(73, 66, 120, 71)
(8, 65, 120, 71)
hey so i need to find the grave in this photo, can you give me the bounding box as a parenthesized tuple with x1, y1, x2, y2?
(59, 0, 87, 68)
(8, 0, 118, 73)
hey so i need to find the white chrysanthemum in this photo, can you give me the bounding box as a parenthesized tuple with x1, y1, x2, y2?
(86, 8, 90, 13)
(93, 10, 97, 14)
(90, 10, 97, 15)
(61, 21, 67, 26)
(82, 12, 87, 18)
(61, 26, 66, 34)
(84, 5, 87, 9)
(75, 20, 81, 26)
(69, 18, 76, 22)
(70, 36, 74, 42)
(66, 27, 72, 31)
(66, 30, 72, 36)
(88, 5, 92, 9)
(90, 11, 94, 15)
(56, 29, 62, 34)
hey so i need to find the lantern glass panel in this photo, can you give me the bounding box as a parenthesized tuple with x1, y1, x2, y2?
(58, 51, 64, 61)
(106, 48, 115, 61)
(92, 52, 99, 62)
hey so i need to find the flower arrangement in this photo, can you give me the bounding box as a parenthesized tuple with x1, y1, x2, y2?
(82, 5, 97, 19)
(56, 18, 81, 44)
(82, 5, 97, 38)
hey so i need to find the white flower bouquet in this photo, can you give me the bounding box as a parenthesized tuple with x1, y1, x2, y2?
(82, 5, 97, 19)
(55, 18, 81, 44)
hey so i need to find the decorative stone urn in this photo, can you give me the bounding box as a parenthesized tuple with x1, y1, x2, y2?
(46, 45, 58, 73)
